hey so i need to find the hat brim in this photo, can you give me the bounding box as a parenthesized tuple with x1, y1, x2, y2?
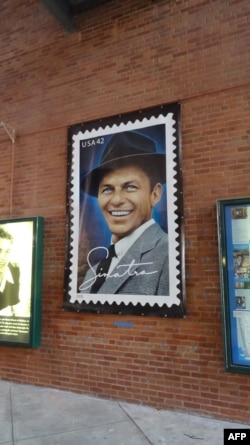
(81, 153, 166, 196)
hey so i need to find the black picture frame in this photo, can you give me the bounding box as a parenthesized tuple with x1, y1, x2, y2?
(64, 103, 185, 317)
(217, 197, 250, 373)
(0, 216, 44, 347)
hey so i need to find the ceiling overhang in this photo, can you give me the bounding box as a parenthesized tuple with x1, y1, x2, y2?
(41, 0, 110, 32)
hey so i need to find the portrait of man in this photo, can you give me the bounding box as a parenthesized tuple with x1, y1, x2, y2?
(0, 227, 20, 316)
(65, 105, 185, 315)
(78, 130, 169, 296)
(0, 218, 44, 346)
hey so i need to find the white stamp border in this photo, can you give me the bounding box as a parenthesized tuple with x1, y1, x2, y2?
(67, 111, 182, 309)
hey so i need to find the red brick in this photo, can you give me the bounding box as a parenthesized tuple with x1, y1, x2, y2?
(0, 0, 250, 424)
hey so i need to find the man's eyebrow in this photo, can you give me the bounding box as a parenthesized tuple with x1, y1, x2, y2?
(123, 180, 138, 186)
(99, 182, 113, 187)
(100, 178, 139, 187)
(98, 183, 114, 192)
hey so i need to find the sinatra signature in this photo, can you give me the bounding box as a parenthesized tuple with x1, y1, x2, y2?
(79, 246, 158, 291)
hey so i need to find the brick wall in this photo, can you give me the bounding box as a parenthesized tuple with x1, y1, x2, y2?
(1, 0, 250, 423)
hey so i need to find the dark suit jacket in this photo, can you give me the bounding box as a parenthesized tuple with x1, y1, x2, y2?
(0, 263, 20, 310)
(81, 223, 169, 296)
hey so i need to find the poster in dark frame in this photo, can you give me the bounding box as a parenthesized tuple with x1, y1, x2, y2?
(217, 197, 250, 373)
(0, 216, 44, 347)
(64, 103, 185, 317)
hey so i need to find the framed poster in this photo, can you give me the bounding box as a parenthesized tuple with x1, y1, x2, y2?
(0, 216, 44, 347)
(217, 197, 250, 373)
(64, 103, 185, 316)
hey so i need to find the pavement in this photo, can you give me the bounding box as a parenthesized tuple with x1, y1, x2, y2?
(0, 379, 248, 445)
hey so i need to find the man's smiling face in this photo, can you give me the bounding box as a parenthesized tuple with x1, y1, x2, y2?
(98, 165, 162, 243)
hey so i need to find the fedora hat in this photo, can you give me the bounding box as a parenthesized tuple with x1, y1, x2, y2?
(81, 130, 166, 196)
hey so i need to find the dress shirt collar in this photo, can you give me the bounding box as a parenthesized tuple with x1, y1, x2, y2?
(0, 266, 14, 292)
(111, 219, 155, 260)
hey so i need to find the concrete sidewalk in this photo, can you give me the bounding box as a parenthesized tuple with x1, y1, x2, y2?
(0, 380, 248, 444)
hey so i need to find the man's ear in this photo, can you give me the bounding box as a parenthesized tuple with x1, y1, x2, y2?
(151, 183, 163, 207)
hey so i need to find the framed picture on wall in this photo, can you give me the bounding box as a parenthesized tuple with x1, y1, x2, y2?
(63, 103, 185, 317)
(217, 197, 250, 373)
(0, 216, 44, 347)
